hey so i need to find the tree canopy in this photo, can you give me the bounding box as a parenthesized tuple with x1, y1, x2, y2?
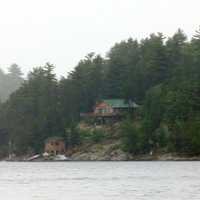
(0, 64, 23, 102)
(0, 28, 199, 155)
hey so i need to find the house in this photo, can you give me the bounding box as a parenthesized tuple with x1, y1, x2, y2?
(94, 99, 137, 116)
(81, 99, 138, 123)
(44, 137, 65, 155)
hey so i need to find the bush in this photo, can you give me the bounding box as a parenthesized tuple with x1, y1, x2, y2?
(188, 118, 200, 154)
(169, 117, 200, 154)
(65, 125, 81, 148)
(120, 120, 146, 154)
(90, 129, 105, 143)
(79, 129, 92, 143)
(79, 128, 106, 144)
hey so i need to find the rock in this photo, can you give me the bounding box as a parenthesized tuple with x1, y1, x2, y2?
(70, 140, 129, 161)
(110, 149, 128, 161)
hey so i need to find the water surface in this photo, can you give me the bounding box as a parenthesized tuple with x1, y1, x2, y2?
(0, 161, 200, 200)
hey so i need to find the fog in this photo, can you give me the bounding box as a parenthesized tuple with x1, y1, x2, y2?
(0, 0, 200, 77)
(0, 64, 23, 102)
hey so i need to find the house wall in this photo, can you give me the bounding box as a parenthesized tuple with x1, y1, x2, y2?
(94, 102, 114, 114)
(45, 140, 65, 155)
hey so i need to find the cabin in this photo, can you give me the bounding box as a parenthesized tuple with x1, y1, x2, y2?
(81, 99, 138, 123)
(94, 99, 137, 116)
(44, 137, 65, 155)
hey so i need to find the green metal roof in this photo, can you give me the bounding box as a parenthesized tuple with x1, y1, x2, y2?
(103, 99, 135, 108)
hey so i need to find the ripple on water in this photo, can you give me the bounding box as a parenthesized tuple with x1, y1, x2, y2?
(0, 161, 200, 200)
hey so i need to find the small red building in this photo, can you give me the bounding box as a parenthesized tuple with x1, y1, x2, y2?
(44, 137, 65, 155)
(94, 101, 114, 116)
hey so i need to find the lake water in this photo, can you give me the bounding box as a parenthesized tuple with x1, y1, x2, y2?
(0, 161, 200, 200)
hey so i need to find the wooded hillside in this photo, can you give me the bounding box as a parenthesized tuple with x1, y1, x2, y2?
(0, 28, 199, 156)
(0, 64, 23, 102)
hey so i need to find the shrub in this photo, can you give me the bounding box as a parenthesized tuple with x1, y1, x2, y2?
(79, 128, 106, 144)
(90, 129, 105, 143)
(120, 120, 145, 154)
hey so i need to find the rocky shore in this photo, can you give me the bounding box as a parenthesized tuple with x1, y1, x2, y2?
(4, 140, 200, 162)
(68, 142, 200, 161)
(4, 153, 200, 162)
(3, 123, 200, 162)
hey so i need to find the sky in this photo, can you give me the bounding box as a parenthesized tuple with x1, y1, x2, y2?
(0, 0, 199, 77)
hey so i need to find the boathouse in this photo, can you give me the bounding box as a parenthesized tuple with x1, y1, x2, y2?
(44, 137, 65, 155)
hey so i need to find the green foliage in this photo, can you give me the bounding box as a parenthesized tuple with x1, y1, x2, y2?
(65, 124, 81, 148)
(141, 85, 166, 150)
(0, 64, 23, 102)
(90, 129, 106, 143)
(66, 54, 105, 113)
(120, 120, 146, 154)
(0, 28, 200, 156)
(166, 118, 200, 154)
(187, 118, 200, 154)
(79, 128, 106, 144)
(153, 125, 170, 149)
(0, 63, 62, 154)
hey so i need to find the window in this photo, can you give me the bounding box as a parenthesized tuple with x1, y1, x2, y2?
(103, 108, 108, 113)
(98, 109, 103, 113)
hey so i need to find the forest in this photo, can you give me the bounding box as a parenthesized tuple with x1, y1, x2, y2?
(0, 64, 23, 102)
(0, 28, 199, 157)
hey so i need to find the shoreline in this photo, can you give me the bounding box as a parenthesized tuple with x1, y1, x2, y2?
(3, 153, 200, 162)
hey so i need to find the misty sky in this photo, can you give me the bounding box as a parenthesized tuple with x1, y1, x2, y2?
(0, 0, 199, 77)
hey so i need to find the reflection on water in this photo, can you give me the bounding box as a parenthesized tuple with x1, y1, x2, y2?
(0, 161, 200, 200)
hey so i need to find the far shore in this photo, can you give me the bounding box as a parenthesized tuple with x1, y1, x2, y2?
(3, 153, 200, 162)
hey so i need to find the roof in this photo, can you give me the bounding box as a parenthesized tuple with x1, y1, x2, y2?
(103, 99, 137, 108)
(45, 136, 64, 143)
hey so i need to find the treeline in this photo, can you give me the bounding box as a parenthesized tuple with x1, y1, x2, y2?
(0, 64, 23, 102)
(0, 28, 199, 156)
